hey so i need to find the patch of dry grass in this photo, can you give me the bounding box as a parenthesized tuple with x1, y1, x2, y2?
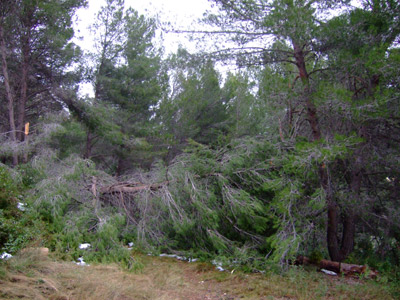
(0, 249, 394, 300)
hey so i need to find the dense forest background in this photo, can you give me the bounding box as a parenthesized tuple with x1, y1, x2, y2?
(1, 0, 399, 284)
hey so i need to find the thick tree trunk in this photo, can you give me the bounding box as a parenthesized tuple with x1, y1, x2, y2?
(116, 156, 125, 177)
(327, 203, 341, 261)
(320, 164, 343, 262)
(340, 212, 356, 257)
(292, 39, 355, 262)
(340, 146, 364, 258)
(0, 23, 18, 166)
(292, 41, 321, 140)
(17, 35, 30, 142)
(84, 130, 93, 159)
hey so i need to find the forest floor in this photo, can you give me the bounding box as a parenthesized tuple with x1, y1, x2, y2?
(0, 249, 395, 300)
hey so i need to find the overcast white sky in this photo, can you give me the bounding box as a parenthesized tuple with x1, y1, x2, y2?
(73, 0, 214, 96)
(73, 0, 211, 55)
(72, 0, 362, 97)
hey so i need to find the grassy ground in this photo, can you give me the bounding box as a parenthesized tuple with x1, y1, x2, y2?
(0, 248, 395, 300)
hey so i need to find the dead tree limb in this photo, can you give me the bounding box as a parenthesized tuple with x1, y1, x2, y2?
(100, 181, 169, 195)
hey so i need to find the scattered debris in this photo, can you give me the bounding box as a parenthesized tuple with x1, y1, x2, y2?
(160, 253, 186, 261)
(79, 243, 91, 250)
(17, 202, 26, 211)
(128, 242, 134, 247)
(321, 269, 337, 276)
(0, 252, 13, 260)
(212, 260, 225, 272)
(386, 177, 394, 182)
(76, 257, 89, 266)
(159, 253, 200, 263)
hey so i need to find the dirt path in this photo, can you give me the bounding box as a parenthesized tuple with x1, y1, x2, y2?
(0, 250, 394, 300)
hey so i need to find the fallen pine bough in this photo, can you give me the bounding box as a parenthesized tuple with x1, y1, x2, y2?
(296, 255, 379, 278)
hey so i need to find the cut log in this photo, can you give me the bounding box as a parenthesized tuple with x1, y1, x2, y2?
(296, 255, 378, 278)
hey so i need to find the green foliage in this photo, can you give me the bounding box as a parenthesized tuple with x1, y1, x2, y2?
(159, 56, 228, 146)
(0, 0, 399, 286)
(0, 165, 48, 253)
(222, 71, 259, 137)
(0, 213, 45, 254)
(0, 165, 18, 210)
(47, 118, 87, 158)
(0, 166, 23, 251)
(17, 164, 46, 188)
(109, 138, 281, 260)
(79, 0, 168, 173)
(9, 152, 140, 268)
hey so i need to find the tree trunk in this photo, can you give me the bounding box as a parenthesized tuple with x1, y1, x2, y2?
(291, 39, 355, 262)
(340, 212, 356, 258)
(320, 164, 343, 261)
(17, 34, 30, 142)
(340, 146, 364, 258)
(0, 23, 18, 166)
(84, 130, 93, 159)
(292, 40, 321, 140)
(116, 156, 124, 177)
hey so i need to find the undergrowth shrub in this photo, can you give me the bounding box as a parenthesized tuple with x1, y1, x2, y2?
(0, 164, 19, 211)
(19, 151, 139, 269)
(1, 133, 397, 294)
(0, 165, 29, 252)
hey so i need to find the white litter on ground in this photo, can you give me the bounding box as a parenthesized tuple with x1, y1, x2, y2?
(159, 253, 200, 263)
(76, 257, 89, 266)
(79, 243, 91, 250)
(17, 202, 26, 211)
(212, 260, 225, 272)
(128, 242, 134, 247)
(159, 253, 187, 261)
(321, 268, 337, 276)
(0, 252, 13, 260)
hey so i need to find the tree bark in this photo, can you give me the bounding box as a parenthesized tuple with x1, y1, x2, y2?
(84, 130, 93, 159)
(292, 40, 321, 140)
(16, 31, 30, 142)
(340, 145, 365, 258)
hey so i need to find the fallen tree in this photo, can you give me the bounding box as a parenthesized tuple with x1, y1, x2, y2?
(296, 255, 378, 278)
